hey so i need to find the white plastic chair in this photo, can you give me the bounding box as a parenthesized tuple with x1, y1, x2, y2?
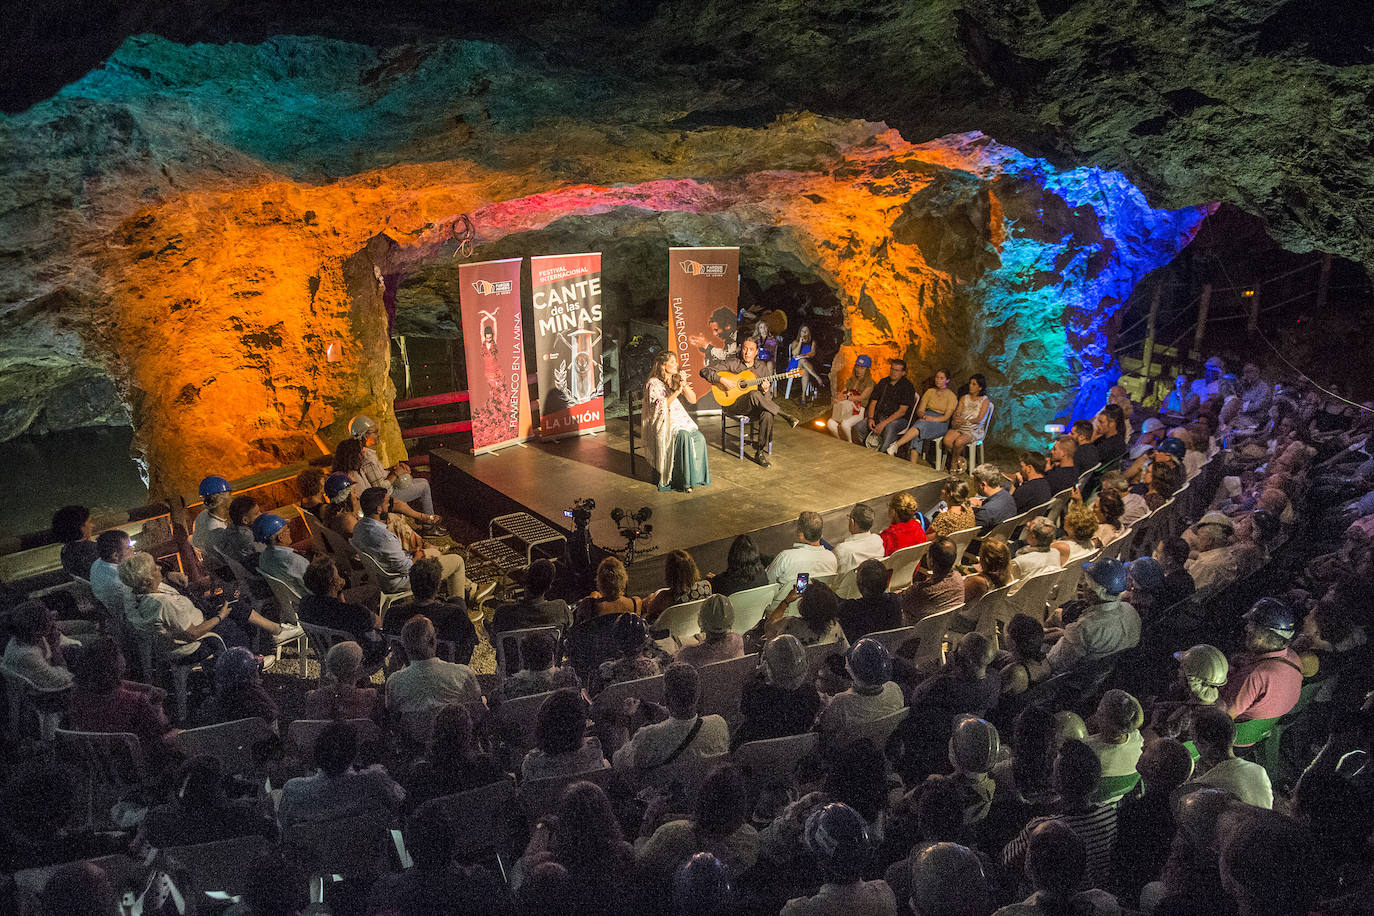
(696, 655, 758, 723)
(54, 729, 149, 829)
(728, 584, 779, 633)
(883, 542, 932, 590)
(260, 572, 309, 676)
(422, 777, 520, 882)
(595, 673, 666, 709)
(518, 766, 616, 827)
(296, 621, 358, 683)
(966, 580, 1017, 637)
(948, 527, 982, 566)
(170, 717, 275, 781)
(843, 707, 909, 749)
(866, 626, 919, 660)
(492, 625, 563, 678)
(0, 665, 69, 742)
(1008, 567, 1063, 621)
(283, 811, 391, 904)
(286, 718, 382, 765)
(656, 597, 710, 649)
(732, 732, 820, 791)
(355, 549, 414, 618)
(829, 567, 861, 599)
(492, 690, 556, 753)
(909, 608, 958, 663)
(162, 834, 271, 902)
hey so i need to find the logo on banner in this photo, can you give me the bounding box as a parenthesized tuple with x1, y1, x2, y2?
(471, 279, 514, 295)
(679, 259, 727, 277)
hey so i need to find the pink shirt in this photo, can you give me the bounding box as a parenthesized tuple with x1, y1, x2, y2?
(1222, 648, 1303, 724)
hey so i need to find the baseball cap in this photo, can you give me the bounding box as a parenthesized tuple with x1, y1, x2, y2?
(854, 354, 872, 368)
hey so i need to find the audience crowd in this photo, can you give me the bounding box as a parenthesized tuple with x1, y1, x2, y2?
(3, 356, 1374, 916)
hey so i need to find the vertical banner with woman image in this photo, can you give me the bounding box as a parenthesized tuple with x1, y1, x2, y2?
(459, 257, 533, 454)
(530, 252, 605, 440)
(668, 246, 740, 413)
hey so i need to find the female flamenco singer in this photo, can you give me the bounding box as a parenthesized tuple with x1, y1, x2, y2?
(642, 351, 711, 493)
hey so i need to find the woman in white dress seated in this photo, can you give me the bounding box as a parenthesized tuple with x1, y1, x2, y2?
(643, 351, 711, 493)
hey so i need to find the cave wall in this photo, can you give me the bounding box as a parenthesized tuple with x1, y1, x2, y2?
(0, 35, 1210, 498)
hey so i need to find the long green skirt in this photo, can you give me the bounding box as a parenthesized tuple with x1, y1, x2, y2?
(662, 428, 712, 492)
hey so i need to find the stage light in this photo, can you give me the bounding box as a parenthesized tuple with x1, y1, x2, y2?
(1242, 289, 1256, 298)
(813, 419, 826, 428)
(1043, 424, 1066, 434)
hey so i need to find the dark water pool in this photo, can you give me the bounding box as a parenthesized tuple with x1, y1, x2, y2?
(0, 426, 149, 536)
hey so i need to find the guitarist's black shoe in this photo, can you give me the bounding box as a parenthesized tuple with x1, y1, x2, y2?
(779, 412, 800, 429)
(754, 449, 772, 468)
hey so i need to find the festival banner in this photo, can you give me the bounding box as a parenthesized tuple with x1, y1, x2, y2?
(459, 257, 533, 454)
(668, 247, 740, 412)
(530, 252, 605, 440)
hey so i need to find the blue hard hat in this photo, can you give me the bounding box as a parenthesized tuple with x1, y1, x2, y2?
(1085, 557, 1128, 595)
(325, 472, 355, 502)
(672, 853, 733, 915)
(854, 354, 872, 368)
(1244, 597, 1297, 639)
(1154, 437, 1187, 462)
(1126, 557, 1166, 593)
(804, 803, 871, 882)
(846, 637, 893, 687)
(251, 513, 289, 544)
(199, 475, 232, 499)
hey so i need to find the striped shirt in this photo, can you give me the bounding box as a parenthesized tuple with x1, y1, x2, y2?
(1002, 808, 1119, 891)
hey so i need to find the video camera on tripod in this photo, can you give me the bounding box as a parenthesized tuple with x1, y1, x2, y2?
(610, 506, 653, 541)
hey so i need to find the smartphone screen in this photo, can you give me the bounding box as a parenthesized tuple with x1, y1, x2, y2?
(795, 572, 809, 593)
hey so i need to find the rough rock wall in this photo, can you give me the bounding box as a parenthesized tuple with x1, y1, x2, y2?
(0, 36, 1209, 497)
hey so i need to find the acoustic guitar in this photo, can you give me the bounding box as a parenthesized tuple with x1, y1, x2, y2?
(711, 367, 804, 407)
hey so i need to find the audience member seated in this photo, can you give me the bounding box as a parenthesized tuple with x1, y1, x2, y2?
(1153, 536, 1196, 606)
(142, 754, 275, 848)
(2, 599, 74, 690)
(1217, 806, 1321, 916)
(1120, 556, 1171, 621)
(278, 721, 404, 826)
(1128, 416, 1168, 461)
(575, 556, 646, 623)
(1045, 559, 1140, 673)
(1000, 818, 1120, 916)
(197, 645, 279, 729)
(299, 556, 387, 669)
(970, 464, 1016, 532)
(1070, 420, 1101, 473)
(769, 510, 840, 582)
(0, 761, 129, 873)
(819, 638, 903, 748)
(827, 353, 876, 442)
(757, 579, 847, 649)
(962, 535, 1015, 606)
(991, 614, 1051, 697)
(708, 534, 770, 595)
(333, 437, 438, 529)
(928, 714, 1001, 826)
(990, 705, 1058, 814)
(1045, 436, 1081, 494)
(385, 616, 482, 744)
(512, 780, 636, 915)
(351, 415, 445, 528)
(1083, 688, 1144, 778)
(1186, 706, 1273, 808)
(33, 860, 124, 916)
(352, 486, 472, 600)
(304, 640, 382, 721)
(899, 633, 1000, 780)
(898, 537, 964, 625)
(120, 551, 273, 662)
(1183, 511, 1237, 591)
(594, 613, 669, 693)
(1222, 598, 1304, 724)
(52, 504, 98, 580)
(1092, 490, 1127, 547)
(926, 477, 978, 540)
(1114, 737, 1194, 903)
(217, 494, 264, 570)
(1099, 470, 1148, 526)
(1050, 502, 1099, 566)
(613, 662, 729, 770)
(502, 631, 581, 699)
(366, 802, 507, 916)
(675, 594, 745, 667)
(320, 471, 364, 538)
(1145, 643, 1228, 741)
(634, 763, 759, 889)
(1011, 518, 1060, 579)
(401, 702, 505, 813)
(1009, 451, 1053, 514)
(907, 841, 989, 916)
(253, 513, 308, 594)
(1000, 738, 1118, 892)
(732, 635, 821, 748)
(296, 467, 327, 516)
(837, 559, 902, 642)
(521, 688, 608, 781)
(490, 558, 570, 633)
(69, 636, 175, 765)
(780, 802, 896, 916)
(833, 503, 885, 574)
(88, 529, 135, 621)
(644, 548, 713, 622)
(1091, 406, 1127, 464)
(384, 556, 477, 663)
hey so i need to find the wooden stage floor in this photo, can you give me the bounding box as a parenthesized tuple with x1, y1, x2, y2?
(431, 416, 946, 592)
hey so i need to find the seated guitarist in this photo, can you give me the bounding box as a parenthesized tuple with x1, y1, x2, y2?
(701, 337, 799, 468)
